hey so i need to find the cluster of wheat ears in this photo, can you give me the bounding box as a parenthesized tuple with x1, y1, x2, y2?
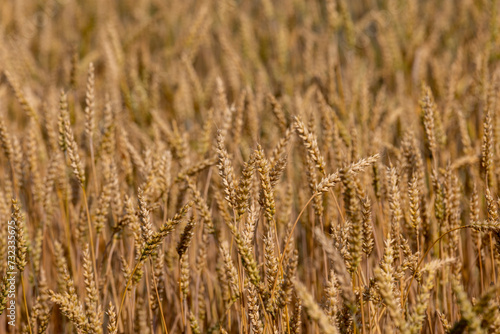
(1, 0, 500, 333)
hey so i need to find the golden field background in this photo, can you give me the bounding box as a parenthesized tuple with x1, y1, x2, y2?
(0, 0, 500, 333)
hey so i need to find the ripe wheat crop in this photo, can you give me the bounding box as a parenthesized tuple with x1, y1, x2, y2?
(0, 0, 500, 333)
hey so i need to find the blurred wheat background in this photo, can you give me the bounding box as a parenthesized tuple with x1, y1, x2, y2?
(0, 0, 500, 333)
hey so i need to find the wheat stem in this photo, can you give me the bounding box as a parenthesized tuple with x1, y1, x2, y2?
(20, 275, 32, 334)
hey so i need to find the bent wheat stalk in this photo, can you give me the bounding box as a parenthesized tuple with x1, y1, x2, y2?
(403, 223, 500, 306)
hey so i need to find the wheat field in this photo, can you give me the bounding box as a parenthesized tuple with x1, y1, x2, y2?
(0, 0, 500, 333)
